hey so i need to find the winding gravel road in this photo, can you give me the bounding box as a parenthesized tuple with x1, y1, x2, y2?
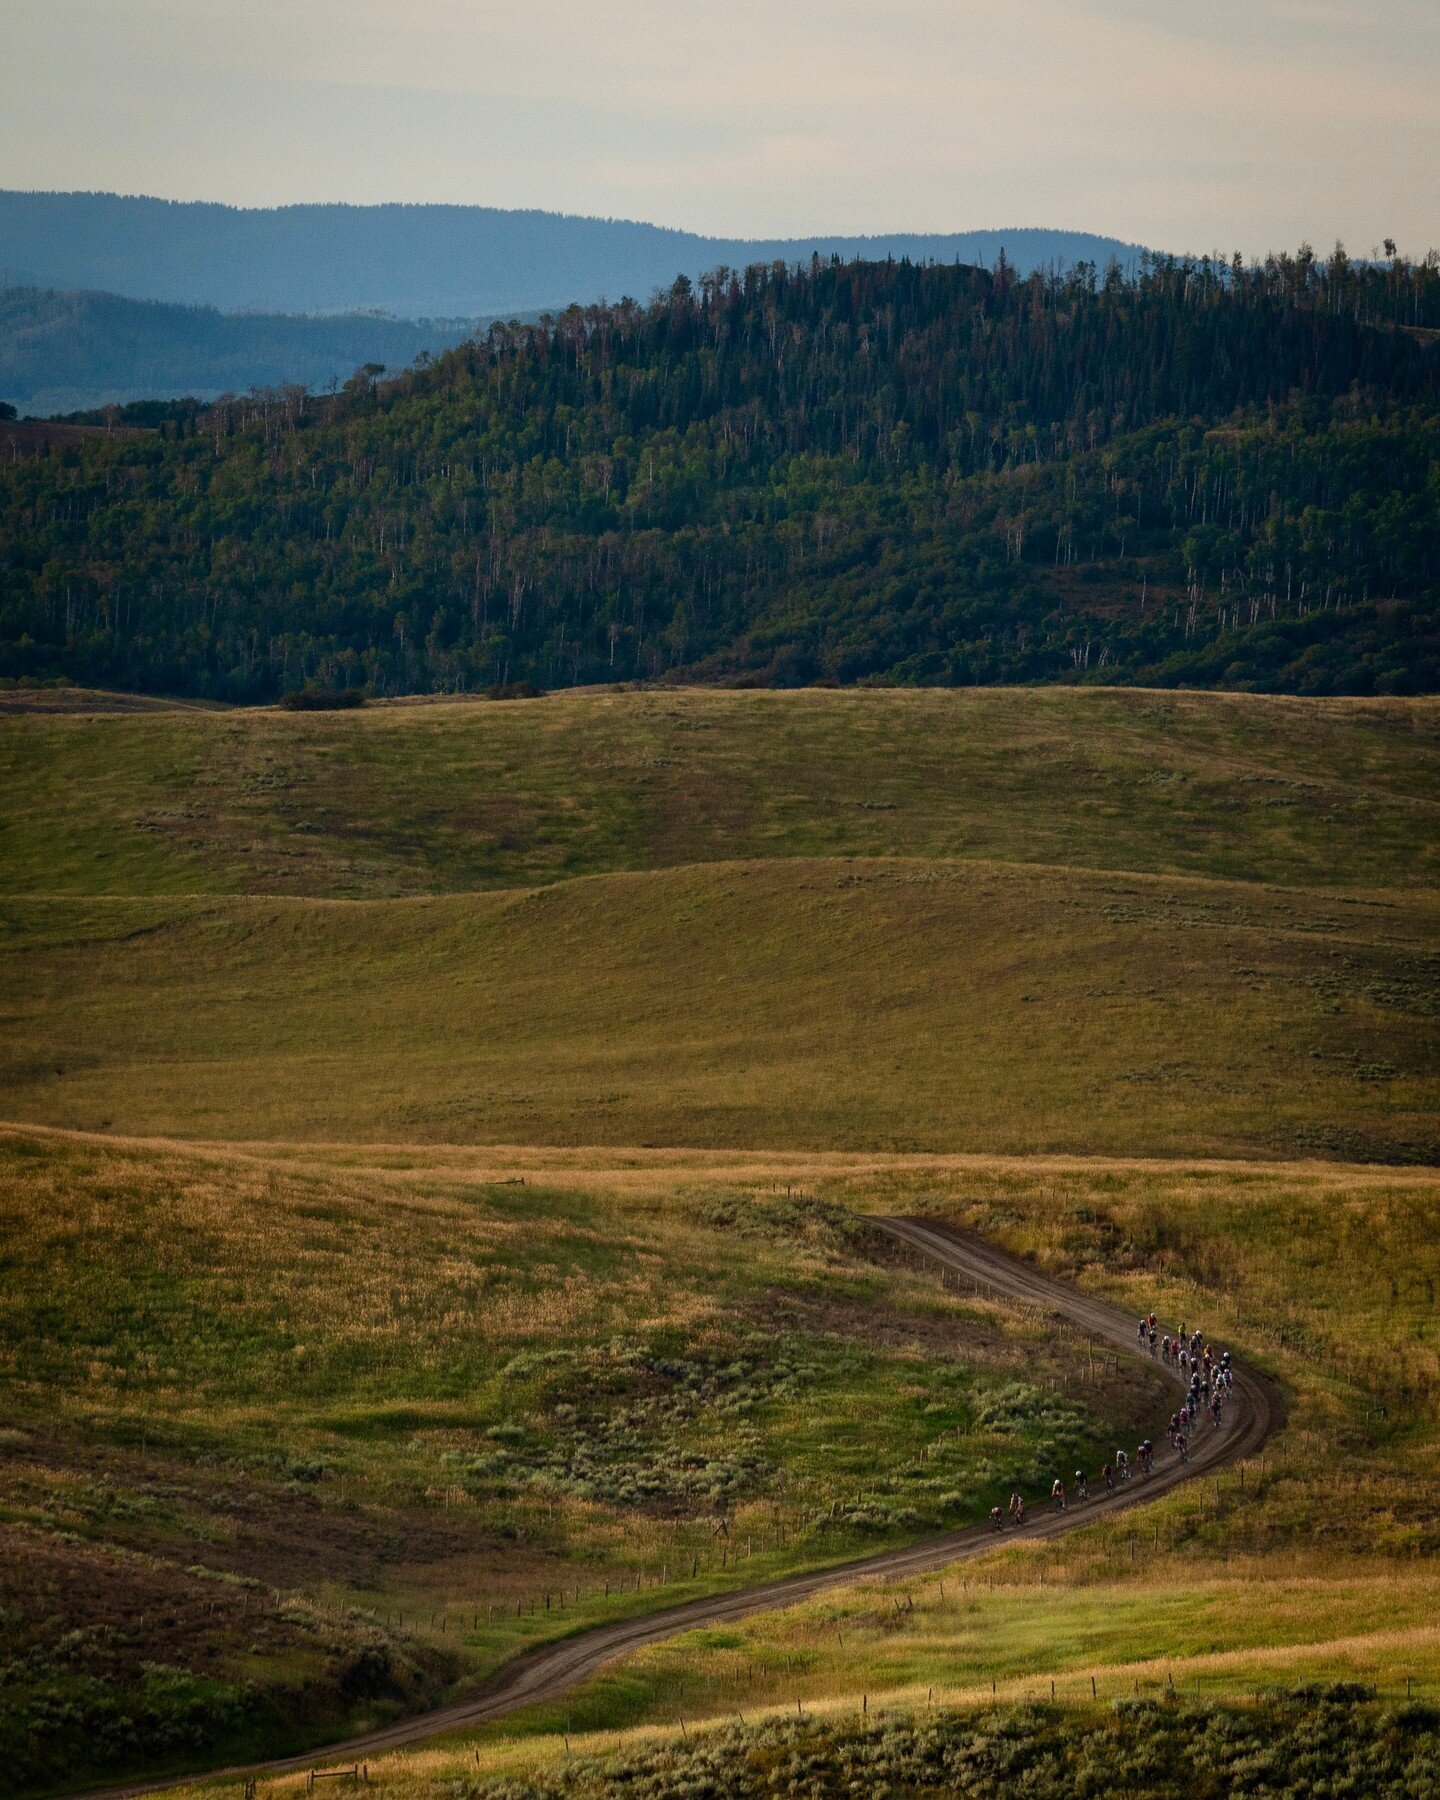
(93, 1216, 1283, 1797)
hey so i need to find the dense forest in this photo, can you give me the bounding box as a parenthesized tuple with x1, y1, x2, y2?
(3, 247, 1439, 699)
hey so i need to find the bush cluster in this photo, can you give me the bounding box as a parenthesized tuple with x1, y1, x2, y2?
(471, 1691, 1440, 1798)
(277, 686, 365, 709)
(699, 1195, 884, 1254)
(451, 1341, 811, 1510)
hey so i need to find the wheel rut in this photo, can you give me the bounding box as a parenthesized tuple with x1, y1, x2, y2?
(87, 1216, 1284, 1798)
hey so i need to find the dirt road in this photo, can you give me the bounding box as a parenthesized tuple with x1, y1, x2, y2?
(91, 1216, 1283, 1797)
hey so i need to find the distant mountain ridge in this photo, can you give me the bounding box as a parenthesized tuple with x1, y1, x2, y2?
(0, 191, 1150, 319)
(0, 285, 491, 416)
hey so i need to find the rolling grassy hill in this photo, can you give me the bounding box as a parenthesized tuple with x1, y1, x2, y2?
(37, 1140, 1438, 1798)
(2, 686, 1435, 899)
(1, 682, 1437, 1793)
(520, 1147, 1440, 1739)
(0, 1126, 1168, 1794)
(2, 860, 1436, 1160)
(2, 687, 1435, 1160)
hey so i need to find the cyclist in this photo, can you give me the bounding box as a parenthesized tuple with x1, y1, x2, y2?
(1076, 1470, 1090, 1502)
(1052, 1476, 1067, 1512)
(1116, 1449, 1130, 1483)
(1101, 1461, 1115, 1493)
(1010, 1491, 1027, 1526)
(990, 1504, 1005, 1531)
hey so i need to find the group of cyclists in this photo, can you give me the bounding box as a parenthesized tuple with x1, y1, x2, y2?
(986, 1308, 1234, 1532)
(1150, 1311, 1235, 1450)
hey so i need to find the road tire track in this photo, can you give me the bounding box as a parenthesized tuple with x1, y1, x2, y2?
(89, 1216, 1283, 1797)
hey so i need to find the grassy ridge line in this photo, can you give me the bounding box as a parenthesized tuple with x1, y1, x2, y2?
(2, 857, 1435, 1157)
(1, 687, 1436, 899)
(13, 1121, 1438, 1181)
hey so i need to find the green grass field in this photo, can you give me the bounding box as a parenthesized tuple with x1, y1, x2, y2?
(1, 682, 1437, 1796)
(2, 863, 1435, 1158)
(2, 687, 1436, 899)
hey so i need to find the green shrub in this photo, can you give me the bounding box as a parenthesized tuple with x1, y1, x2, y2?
(278, 687, 364, 710)
(467, 1692, 1440, 1799)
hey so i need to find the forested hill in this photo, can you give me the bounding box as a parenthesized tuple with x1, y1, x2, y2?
(3, 249, 1440, 700)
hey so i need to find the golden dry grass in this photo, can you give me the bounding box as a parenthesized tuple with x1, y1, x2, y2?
(2, 682, 1436, 1791)
(414, 1144, 1440, 1754)
(2, 685, 1436, 897)
(3, 857, 1435, 1158)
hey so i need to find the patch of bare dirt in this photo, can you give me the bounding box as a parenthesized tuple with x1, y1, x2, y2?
(0, 1426, 500, 1595)
(0, 1519, 308, 1675)
(746, 1285, 1025, 1362)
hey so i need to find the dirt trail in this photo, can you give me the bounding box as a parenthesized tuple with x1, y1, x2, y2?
(88, 1216, 1283, 1798)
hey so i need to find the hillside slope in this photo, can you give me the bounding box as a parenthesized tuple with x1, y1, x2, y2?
(0, 285, 484, 416)
(2, 687, 1435, 898)
(3, 861, 1434, 1158)
(2, 680, 1437, 1790)
(2, 687, 1434, 1162)
(3, 253, 1438, 700)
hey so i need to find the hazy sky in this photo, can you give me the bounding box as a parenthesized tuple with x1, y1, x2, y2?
(5, 0, 1437, 254)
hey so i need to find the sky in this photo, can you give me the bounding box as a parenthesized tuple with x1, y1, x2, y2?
(3, 0, 1437, 256)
